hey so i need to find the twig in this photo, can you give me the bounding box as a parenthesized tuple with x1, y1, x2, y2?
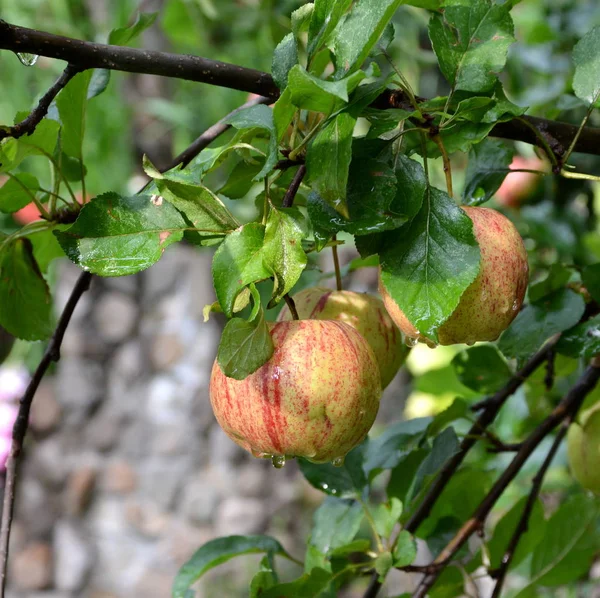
(0, 63, 81, 141)
(331, 235, 343, 292)
(282, 164, 306, 208)
(489, 422, 568, 597)
(163, 95, 272, 171)
(413, 362, 600, 597)
(362, 339, 558, 598)
(544, 348, 556, 391)
(1, 21, 600, 156)
(283, 295, 299, 320)
(0, 271, 93, 596)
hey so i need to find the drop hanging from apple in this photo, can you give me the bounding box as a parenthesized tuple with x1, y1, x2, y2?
(209, 319, 382, 467)
(380, 206, 529, 346)
(277, 287, 408, 389)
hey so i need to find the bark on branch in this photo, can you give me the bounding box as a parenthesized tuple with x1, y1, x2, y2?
(2, 20, 600, 156)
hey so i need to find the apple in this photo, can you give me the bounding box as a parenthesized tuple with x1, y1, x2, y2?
(496, 155, 544, 208)
(277, 287, 408, 389)
(567, 404, 600, 495)
(380, 206, 529, 346)
(209, 319, 382, 465)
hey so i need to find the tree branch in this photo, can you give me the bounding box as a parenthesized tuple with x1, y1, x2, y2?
(0, 270, 93, 597)
(489, 421, 568, 598)
(2, 20, 600, 157)
(362, 339, 558, 598)
(0, 63, 81, 141)
(282, 164, 306, 208)
(413, 361, 600, 597)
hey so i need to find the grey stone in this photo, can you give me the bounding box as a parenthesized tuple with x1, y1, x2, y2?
(216, 497, 267, 536)
(125, 499, 170, 538)
(30, 381, 62, 435)
(65, 466, 96, 516)
(179, 478, 220, 524)
(54, 358, 103, 424)
(103, 461, 137, 494)
(53, 521, 93, 591)
(10, 542, 52, 590)
(94, 292, 138, 344)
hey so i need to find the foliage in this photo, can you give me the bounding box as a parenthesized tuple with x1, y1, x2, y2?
(2, 1, 600, 597)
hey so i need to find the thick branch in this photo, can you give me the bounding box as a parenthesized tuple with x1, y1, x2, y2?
(2, 20, 600, 157)
(282, 164, 306, 208)
(490, 422, 568, 598)
(414, 362, 600, 597)
(0, 271, 93, 596)
(0, 63, 81, 141)
(0, 20, 279, 99)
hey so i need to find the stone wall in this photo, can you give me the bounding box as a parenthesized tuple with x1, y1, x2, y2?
(6, 245, 410, 598)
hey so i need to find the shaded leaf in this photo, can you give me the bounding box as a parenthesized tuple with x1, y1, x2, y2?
(452, 345, 512, 393)
(109, 12, 158, 46)
(308, 0, 353, 59)
(573, 25, 600, 105)
(0, 238, 53, 340)
(261, 568, 333, 598)
(272, 33, 298, 89)
(556, 314, 600, 361)
(56, 71, 93, 158)
(0, 173, 39, 213)
(498, 289, 585, 366)
(393, 531, 417, 567)
(310, 497, 364, 554)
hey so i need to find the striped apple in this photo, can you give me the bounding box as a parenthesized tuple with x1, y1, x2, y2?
(209, 319, 381, 465)
(278, 288, 408, 389)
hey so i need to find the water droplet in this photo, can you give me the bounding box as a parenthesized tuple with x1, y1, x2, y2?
(271, 455, 286, 469)
(424, 338, 438, 349)
(404, 336, 419, 348)
(16, 53, 39, 66)
(321, 483, 329, 490)
(465, 340, 476, 347)
(512, 300, 519, 312)
(331, 456, 345, 467)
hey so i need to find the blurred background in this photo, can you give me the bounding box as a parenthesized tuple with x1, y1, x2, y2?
(1, 0, 600, 596)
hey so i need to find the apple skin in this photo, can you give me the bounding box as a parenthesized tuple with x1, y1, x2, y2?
(277, 287, 408, 389)
(380, 206, 529, 346)
(496, 156, 544, 208)
(210, 319, 382, 464)
(567, 404, 600, 495)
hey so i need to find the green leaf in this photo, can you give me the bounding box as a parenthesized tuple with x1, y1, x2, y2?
(515, 495, 599, 596)
(54, 193, 185, 276)
(272, 33, 298, 89)
(374, 551, 393, 578)
(463, 139, 514, 206)
(287, 65, 364, 113)
(572, 25, 600, 106)
(371, 497, 403, 538)
(108, 12, 158, 46)
(172, 535, 291, 598)
(291, 3, 314, 38)
(225, 104, 278, 180)
(406, 427, 460, 501)
(387, 449, 430, 505)
(332, 0, 404, 79)
(30, 227, 67, 272)
(427, 398, 470, 438)
(452, 345, 512, 393)
(429, 0, 515, 93)
(307, 158, 407, 237)
(217, 160, 264, 199)
(306, 113, 356, 218)
(263, 206, 307, 307)
(154, 179, 239, 243)
(498, 289, 586, 366)
(299, 443, 368, 498)
(582, 263, 600, 304)
(556, 315, 600, 361)
(380, 187, 481, 343)
(0, 119, 60, 172)
(273, 88, 296, 143)
(0, 239, 53, 341)
(216, 308, 274, 380)
(393, 531, 417, 567)
(310, 497, 364, 554)
(261, 568, 333, 598)
(415, 365, 478, 399)
(363, 418, 431, 477)
(393, 154, 427, 221)
(308, 0, 353, 59)
(0, 173, 39, 213)
(528, 264, 573, 303)
(488, 496, 545, 572)
(56, 71, 93, 158)
(250, 555, 278, 598)
(211, 223, 271, 317)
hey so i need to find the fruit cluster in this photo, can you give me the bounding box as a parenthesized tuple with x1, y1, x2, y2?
(209, 206, 530, 467)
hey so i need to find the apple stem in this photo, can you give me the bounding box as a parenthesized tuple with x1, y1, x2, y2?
(332, 236, 343, 292)
(283, 294, 299, 320)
